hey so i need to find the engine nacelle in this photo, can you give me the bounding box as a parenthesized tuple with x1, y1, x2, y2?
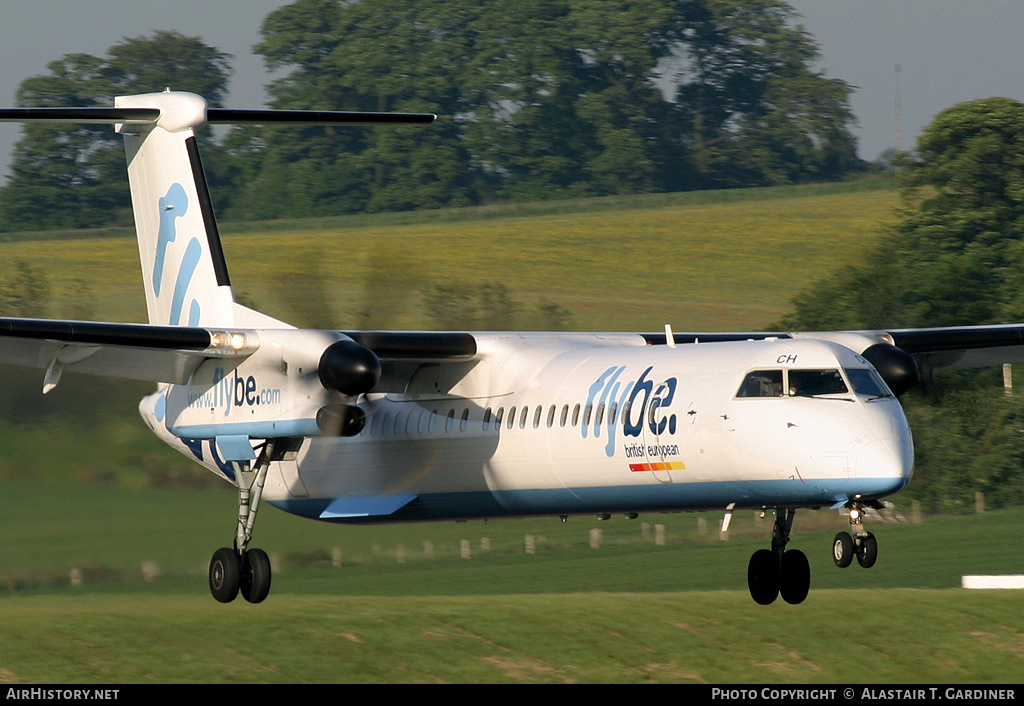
(316, 404, 367, 437)
(859, 342, 920, 397)
(318, 339, 381, 396)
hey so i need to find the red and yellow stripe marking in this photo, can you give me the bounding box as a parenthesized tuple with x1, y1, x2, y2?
(629, 461, 686, 472)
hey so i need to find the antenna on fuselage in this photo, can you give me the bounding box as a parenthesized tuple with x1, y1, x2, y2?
(665, 323, 676, 348)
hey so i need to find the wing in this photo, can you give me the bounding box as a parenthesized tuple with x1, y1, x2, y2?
(0, 318, 479, 395)
(0, 317, 257, 391)
(6, 313, 1017, 398)
(885, 324, 1024, 370)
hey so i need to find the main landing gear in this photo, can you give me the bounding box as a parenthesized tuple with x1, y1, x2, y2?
(832, 503, 878, 569)
(208, 441, 276, 604)
(747, 508, 810, 605)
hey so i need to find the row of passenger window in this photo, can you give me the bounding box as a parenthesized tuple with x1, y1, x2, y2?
(360, 400, 634, 438)
(483, 401, 629, 430)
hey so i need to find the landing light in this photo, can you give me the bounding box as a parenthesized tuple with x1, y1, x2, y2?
(208, 330, 258, 355)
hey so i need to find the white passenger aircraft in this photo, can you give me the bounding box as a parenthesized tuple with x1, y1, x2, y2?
(1, 91, 1021, 605)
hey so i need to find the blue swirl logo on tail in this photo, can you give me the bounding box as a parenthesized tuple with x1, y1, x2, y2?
(155, 183, 203, 325)
(170, 238, 202, 326)
(154, 184, 187, 296)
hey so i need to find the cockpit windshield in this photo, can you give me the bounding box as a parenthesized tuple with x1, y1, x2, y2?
(736, 367, 892, 399)
(787, 369, 847, 396)
(736, 370, 783, 397)
(844, 367, 892, 397)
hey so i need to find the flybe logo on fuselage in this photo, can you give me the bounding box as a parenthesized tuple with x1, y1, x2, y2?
(583, 365, 678, 457)
(186, 367, 282, 416)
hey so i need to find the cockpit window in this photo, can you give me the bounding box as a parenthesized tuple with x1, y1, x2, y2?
(845, 367, 891, 397)
(737, 370, 784, 397)
(788, 369, 848, 396)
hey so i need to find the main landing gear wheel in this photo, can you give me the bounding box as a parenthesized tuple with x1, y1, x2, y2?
(240, 548, 272, 604)
(746, 508, 811, 605)
(747, 549, 780, 605)
(207, 440, 287, 604)
(748, 549, 811, 605)
(780, 549, 811, 605)
(208, 547, 273, 604)
(209, 547, 240, 603)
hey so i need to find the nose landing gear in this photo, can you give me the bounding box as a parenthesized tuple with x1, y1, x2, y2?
(833, 502, 878, 569)
(747, 508, 811, 605)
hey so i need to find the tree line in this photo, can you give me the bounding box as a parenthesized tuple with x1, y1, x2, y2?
(0, 0, 863, 232)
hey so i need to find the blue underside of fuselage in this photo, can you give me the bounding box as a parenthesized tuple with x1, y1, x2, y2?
(266, 475, 909, 524)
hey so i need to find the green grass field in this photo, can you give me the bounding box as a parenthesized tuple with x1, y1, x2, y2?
(0, 180, 899, 331)
(0, 480, 1022, 683)
(1, 590, 1022, 683)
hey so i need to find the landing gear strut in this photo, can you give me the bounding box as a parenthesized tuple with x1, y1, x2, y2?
(747, 508, 810, 605)
(208, 441, 275, 604)
(833, 502, 877, 569)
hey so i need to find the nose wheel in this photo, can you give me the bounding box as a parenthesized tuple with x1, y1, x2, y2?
(833, 502, 878, 569)
(746, 508, 811, 605)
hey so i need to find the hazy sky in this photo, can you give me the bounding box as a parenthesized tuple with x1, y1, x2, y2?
(1, 0, 1023, 182)
(794, 1, 1024, 159)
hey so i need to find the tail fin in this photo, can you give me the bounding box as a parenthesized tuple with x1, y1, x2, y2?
(116, 91, 235, 327)
(0, 91, 435, 328)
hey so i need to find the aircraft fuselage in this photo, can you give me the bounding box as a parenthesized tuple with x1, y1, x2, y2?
(142, 334, 913, 524)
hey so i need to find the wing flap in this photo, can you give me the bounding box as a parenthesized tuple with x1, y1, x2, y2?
(887, 324, 1024, 371)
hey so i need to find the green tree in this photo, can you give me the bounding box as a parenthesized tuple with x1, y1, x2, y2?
(901, 388, 1024, 512)
(457, 0, 586, 199)
(783, 97, 1024, 331)
(235, 0, 482, 220)
(0, 31, 232, 232)
(242, 0, 860, 217)
(673, 0, 859, 188)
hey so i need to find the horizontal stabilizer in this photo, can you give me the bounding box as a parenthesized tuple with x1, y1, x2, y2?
(206, 108, 436, 126)
(0, 104, 435, 128)
(319, 494, 418, 519)
(0, 107, 160, 124)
